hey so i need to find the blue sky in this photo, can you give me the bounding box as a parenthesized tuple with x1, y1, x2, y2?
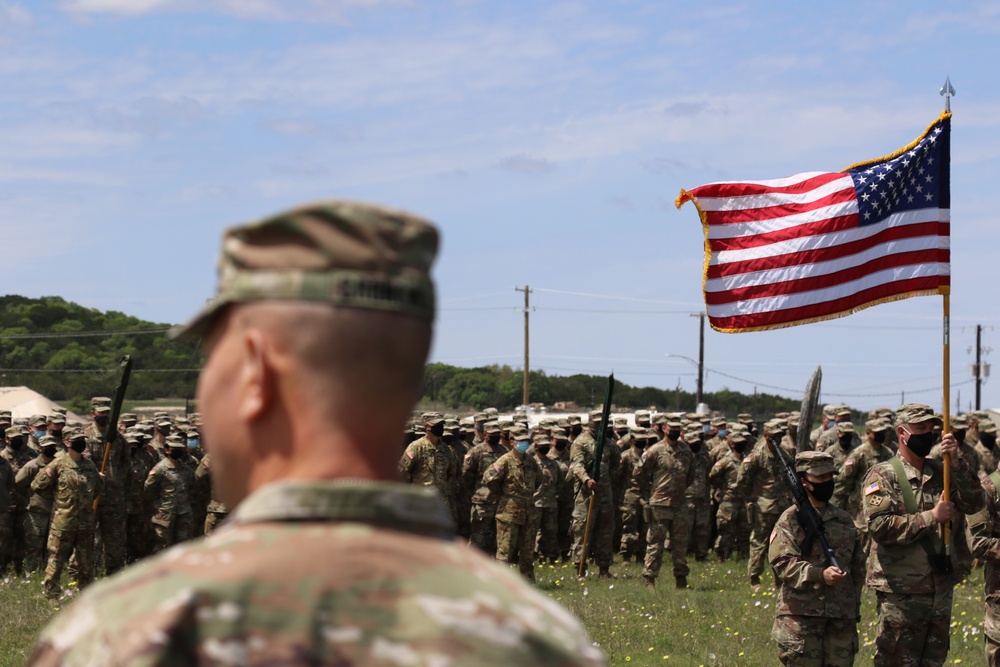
(2, 1, 999, 412)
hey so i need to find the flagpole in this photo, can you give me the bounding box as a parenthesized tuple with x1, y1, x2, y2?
(940, 75, 955, 554)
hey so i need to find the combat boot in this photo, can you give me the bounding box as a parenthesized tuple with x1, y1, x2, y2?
(643, 575, 656, 590)
(675, 575, 688, 589)
(598, 566, 613, 579)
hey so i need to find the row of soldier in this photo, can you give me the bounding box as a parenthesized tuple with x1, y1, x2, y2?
(0, 398, 228, 599)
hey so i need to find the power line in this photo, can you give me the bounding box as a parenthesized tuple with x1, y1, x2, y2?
(0, 327, 171, 340)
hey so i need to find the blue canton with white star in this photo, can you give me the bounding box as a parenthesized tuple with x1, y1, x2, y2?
(846, 116, 950, 226)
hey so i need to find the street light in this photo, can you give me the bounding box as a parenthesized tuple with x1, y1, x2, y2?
(665, 353, 703, 408)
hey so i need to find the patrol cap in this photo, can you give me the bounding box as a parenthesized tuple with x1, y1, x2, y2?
(567, 415, 582, 426)
(92, 396, 112, 408)
(119, 413, 137, 425)
(482, 407, 499, 419)
(665, 419, 683, 429)
(728, 431, 750, 444)
(421, 412, 445, 426)
(4, 426, 21, 439)
(866, 419, 890, 433)
(47, 413, 66, 425)
(156, 419, 172, 428)
(763, 419, 785, 436)
(836, 422, 855, 434)
(165, 435, 187, 448)
(635, 410, 651, 424)
(737, 413, 754, 423)
(498, 420, 514, 433)
(532, 435, 551, 447)
(613, 417, 628, 428)
(682, 431, 701, 444)
(550, 426, 568, 439)
(775, 412, 790, 420)
(64, 428, 86, 443)
(835, 406, 852, 420)
(981, 419, 998, 435)
(444, 419, 460, 435)
(509, 426, 530, 441)
(556, 418, 570, 429)
(795, 450, 837, 476)
(786, 415, 800, 427)
(30, 415, 47, 428)
(822, 405, 837, 418)
(711, 417, 726, 428)
(38, 434, 59, 447)
(652, 414, 667, 426)
(170, 201, 439, 339)
(894, 404, 942, 428)
(484, 421, 501, 435)
(950, 414, 968, 429)
(587, 409, 603, 423)
(473, 412, 488, 424)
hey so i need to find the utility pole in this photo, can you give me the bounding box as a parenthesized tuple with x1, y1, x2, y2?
(976, 324, 982, 410)
(689, 312, 705, 406)
(515, 286, 532, 408)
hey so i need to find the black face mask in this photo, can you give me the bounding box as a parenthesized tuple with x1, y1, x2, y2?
(952, 430, 967, 443)
(168, 448, 186, 460)
(872, 431, 887, 444)
(690, 441, 702, 453)
(570, 425, 583, 437)
(838, 434, 854, 450)
(555, 440, 568, 451)
(487, 435, 501, 446)
(905, 430, 936, 457)
(667, 430, 681, 441)
(982, 433, 997, 450)
(733, 441, 748, 454)
(50, 430, 63, 440)
(535, 445, 551, 456)
(70, 441, 87, 453)
(94, 416, 109, 428)
(8, 437, 24, 450)
(429, 423, 445, 437)
(41, 445, 58, 458)
(808, 479, 835, 503)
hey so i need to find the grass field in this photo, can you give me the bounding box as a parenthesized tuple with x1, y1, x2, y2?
(0, 558, 988, 666)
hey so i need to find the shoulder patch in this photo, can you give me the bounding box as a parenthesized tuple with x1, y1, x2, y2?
(493, 462, 502, 473)
(844, 460, 853, 466)
(405, 450, 416, 460)
(864, 482, 880, 496)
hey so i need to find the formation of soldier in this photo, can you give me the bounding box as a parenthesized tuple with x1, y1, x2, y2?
(397, 402, 1000, 667)
(0, 399, 227, 599)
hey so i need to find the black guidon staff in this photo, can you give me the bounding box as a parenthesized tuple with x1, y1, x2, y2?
(773, 443, 842, 571)
(94, 354, 133, 512)
(577, 372, 614, 578)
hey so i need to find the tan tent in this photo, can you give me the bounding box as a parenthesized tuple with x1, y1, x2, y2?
(0, 386, 85, 422)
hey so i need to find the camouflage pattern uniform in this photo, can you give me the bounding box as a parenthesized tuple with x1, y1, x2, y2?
(85, 421, 130, 575)
(768, 451, 865, 667)
(685, 432, 713, 561)
(618, 438, 648, 562)
(832, 420, 893, 550)
(634, 424, 694, 586)
(31, 450, 103, 599)
(735, 425, 796, 583)
(570, 419, 621, 573)
(195, 454, 230, 534)
(1, 433, 35, 574)
(15, 441, 57, 572)
(532, 439, 563, 563)
(463, 424, 506, 556)
(712, 435, 751, 560)
(975, 419, 999, 476)
(967, 470, 1000, 665)
(550, 428, 576, 561)
(823, 422, 857, 470)
(0, 456, 14, 572)
(484, 442, 541, 580)
(445, 421, 472, 538)
(28, 481, 607, 666)
(399, 430, 459, 520)
(144, 447, 196, 552)
(864, 406, 985, 667)
(124, 437, 153, 562)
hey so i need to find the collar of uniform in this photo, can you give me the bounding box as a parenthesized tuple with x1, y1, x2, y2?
(230, 479, 455, 535)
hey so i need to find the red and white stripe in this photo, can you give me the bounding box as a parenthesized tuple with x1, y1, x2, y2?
(680, 172, 950, 333)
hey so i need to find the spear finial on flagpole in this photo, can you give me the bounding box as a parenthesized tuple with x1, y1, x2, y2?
(940, 75, 956, 112)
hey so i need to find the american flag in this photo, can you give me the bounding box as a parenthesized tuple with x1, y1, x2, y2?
(676, 113, 950, 333)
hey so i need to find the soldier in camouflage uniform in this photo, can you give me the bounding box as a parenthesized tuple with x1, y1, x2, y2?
(977, 419, 1000, 476)
(29, 201, 605, 666)
(619, 428, 651, 563)
(123, 432, 152, 562)
(832, 418, 893, 551)
(532, 434, 563, 563)
(570, 409, 622, 578)
(399, 412, 459, 518)
(484, 426, 541, 580)
(769, 451, 865, 667)
(967, 457, 1000, 665)
(824, 422, 857, 470)
(16, 434, 60, 572)
(864, 404, 984, 667)
(550, 425, 576, 562)
(930, 413, 983, 474)
(0, 449, 14, 573)
(443, 418, 471, 538)
(635, 419, 694, 588)
(144, 435, 196, 552)
(463, 420, 506, 556)
(32, 428, 103, 599)
(712, 429, 752, 561)
(84, 397, 130, 575)
(2, 425, 35, 574)
(194, 452, 230, 534)
(685, 429, 713, 561)
(735, 419, 796, 587)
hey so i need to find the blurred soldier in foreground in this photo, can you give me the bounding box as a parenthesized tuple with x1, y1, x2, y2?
(769, 451, 865, 667)
(29, 200, 605, 666)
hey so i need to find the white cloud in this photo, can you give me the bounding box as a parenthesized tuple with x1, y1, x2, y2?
(62, 0, 409, 21)
(63, 0, 173, 15)
(0, 1, 31, 26)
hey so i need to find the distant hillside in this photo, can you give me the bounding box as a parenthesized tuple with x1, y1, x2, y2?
(0, 295, 201, 414)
